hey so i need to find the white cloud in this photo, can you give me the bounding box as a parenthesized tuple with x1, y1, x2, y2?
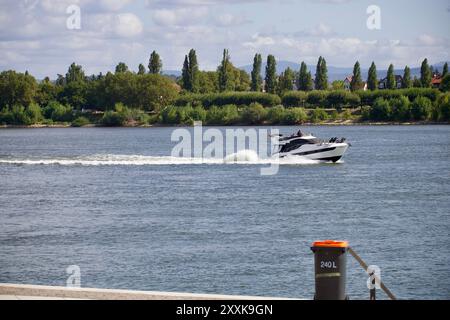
(152, 7, 208, 26)
(295, 23, 335, 37)
(215, 13, 251, 27)
(146, 0, 265, 7)
(115, 13, 143, 37)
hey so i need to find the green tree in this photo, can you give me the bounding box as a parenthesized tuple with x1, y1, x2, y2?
(234, 69, 250, 91)
(65, 63, 85, 83)
(267, 105, 285, 124)
(402, 66, 412, 88)
(298, 62, 313, 91)
(36, 77, 59, 107)
(26, 102, 43, 124)
(198, 71, 218, 93)
(283, 108, 307, 124)
(440, 74, 450, 92)
(413, 77, 422, 88)
(148, 51, 162, 74)
(370, 98, 391, 121)
(0, 70, 37, 109)
(265, 54, 277, 94)
(241, 102, 267, 124)
(315, 56, 328, 90)
(138, 64, 146, 75)
(386, 64, 396, 89)
(181, 55, 190, 91)
(43, 101, 73, 122)
(188, 49, 200, 92)
(277, 67, 294, 95)
(390, 96, 411, 121)
(181, 49, 200, 92)
(367, 62, 378, 90)
(443, 62, 448, 77)
(251, 53, 262, 92)
(411, 96, 432, 120)
(420, 58, 432, 88)
(309, 108, 329, 123)
(59, 80, 87, 110)
(115, 62, 129, 73)
(350, 61, 363, 91)
(218, 49, 235, 92)
(331, 80, 344, 90)
(436, 93, 450, 121)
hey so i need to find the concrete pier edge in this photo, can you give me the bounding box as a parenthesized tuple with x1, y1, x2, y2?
(0, 283, 298, 300)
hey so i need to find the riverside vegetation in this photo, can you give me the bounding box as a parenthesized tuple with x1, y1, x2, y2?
(1, 49, 449, 127)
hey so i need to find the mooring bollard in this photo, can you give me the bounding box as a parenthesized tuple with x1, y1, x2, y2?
(311, 240, 349, 300)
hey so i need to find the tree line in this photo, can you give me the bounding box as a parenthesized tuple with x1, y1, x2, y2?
(0, 48, 449, 126)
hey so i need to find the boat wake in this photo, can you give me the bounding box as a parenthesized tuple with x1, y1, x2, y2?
(0, 150, 321, 166)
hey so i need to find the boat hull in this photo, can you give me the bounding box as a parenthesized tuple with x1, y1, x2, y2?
(279, 143, 349, 162)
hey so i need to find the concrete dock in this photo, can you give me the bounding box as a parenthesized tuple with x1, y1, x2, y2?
(0, 283, 295, 300)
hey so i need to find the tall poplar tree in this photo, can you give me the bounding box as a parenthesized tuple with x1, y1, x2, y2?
(402, 66, 412, 88)
(386, 64, 396, 89)
(218, 49, 234, 92)
(181, 49, 200, 92)
(251, 53, 262, 91)
(420, 58, 432, 88)
(367, 61, 378, 90)
(443, 62, 448, 77)
(138, 64, 146, 75)
(188, 49, 199, 92)
(350, 61, 363, 91)
(314, 56, 328, 90)
(265, 54, 277, 94)
(298, 61, 313, 91)
(148, 51, 162, 74)
(278, 67, 294, 94)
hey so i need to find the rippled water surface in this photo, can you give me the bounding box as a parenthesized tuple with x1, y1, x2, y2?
(0, 126, 449, 299)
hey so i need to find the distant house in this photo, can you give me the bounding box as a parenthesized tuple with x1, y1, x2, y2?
(431, 73, 442, 89)
(343, 75, 367, 91)
(343, 76, 352, 90)
(378, 75, 403, 89)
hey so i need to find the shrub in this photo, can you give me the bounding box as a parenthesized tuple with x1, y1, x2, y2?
(71, 116, 90, 127)
(0, 108, 14, 124)
(101, 110, 126, 126)
(440, 74, 450, 92)
(267, 105, 286, 124)
(390, 96, 411, 121)
(360, 106, 371, 121)
(306, 90, 327, 107)
(370, 98, 391, 121)
(326, 90, 360, 110)
(283, 108, 307, 125)
(160, 106, 179, 124)
(340, 109, 353, 120)
(281, 91, 307, 108)
(356, 88, 440, 105)
(205, 105, 240, 125)
(189, 106, 207, 123)
(240, 102, 267, 125)
(43, 101, 73, 122)
(435, 93, 450, 121)
(25, 102, 43, 124)
(411, 96, 432, 121)
(309, 108, 329, 123)
(175, 92, 281, 108)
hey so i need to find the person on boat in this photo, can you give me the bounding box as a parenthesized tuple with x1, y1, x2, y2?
(296, 129, 304, 137)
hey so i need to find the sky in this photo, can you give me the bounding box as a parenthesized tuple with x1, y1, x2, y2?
(0, 0, 449, 78)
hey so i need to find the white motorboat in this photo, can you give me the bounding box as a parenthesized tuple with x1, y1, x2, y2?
(272, 130, 349, 162)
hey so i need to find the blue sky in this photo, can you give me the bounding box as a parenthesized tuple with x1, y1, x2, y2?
(0, 0, 449, 78)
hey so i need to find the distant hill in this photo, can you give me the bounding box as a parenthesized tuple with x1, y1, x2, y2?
(162, 60, 448, 81)
(238, 60, 448, 82)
